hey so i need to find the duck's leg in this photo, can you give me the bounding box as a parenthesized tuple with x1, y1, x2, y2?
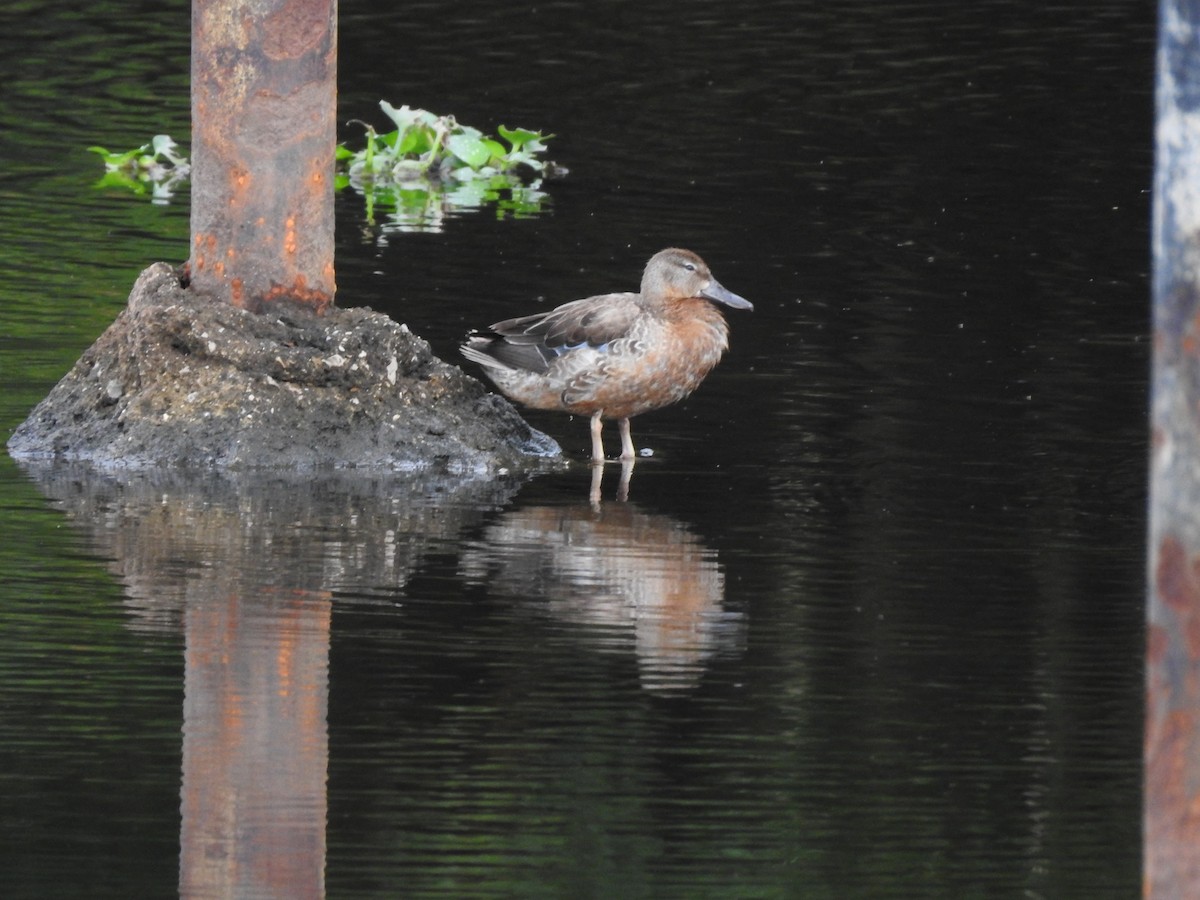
(618, 417, 636, 461)
(589, 411, 606, 463)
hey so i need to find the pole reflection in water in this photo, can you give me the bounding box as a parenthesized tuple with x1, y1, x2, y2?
(462, 496, 745, 692)
(179, 589, 330, 900)
(15, 461, 525, 899)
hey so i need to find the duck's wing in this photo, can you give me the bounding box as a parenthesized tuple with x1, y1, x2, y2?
(485, 293, 643, 373)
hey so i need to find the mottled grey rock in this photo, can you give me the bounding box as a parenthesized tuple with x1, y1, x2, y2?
(8, 262, 561, 472)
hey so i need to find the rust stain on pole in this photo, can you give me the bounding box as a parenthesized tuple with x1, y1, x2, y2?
(1148, 2, 1200, 895)
(189, 0, 336, 314)
(1147, 536, 1200, 894)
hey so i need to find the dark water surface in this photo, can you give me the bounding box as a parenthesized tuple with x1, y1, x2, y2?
(1, 0, 1150, 897)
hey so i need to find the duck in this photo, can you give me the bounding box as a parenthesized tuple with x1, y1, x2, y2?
(461, 248, 753, 463)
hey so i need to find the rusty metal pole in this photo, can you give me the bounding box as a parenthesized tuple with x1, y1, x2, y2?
(1148, 1, 1200, 895)
(189, 0, 336, 314)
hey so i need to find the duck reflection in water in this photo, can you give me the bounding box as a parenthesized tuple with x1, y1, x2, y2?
(461, 501, 745, 692)
(462, 248, 753, 498)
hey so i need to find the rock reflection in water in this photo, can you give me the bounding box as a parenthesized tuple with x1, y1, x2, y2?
(16, 461, 523, 900)
(461, 499, 745, 692)
(19, 463, 523, 628)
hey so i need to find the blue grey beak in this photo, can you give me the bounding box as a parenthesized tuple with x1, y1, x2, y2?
(701, 279, 753, 311)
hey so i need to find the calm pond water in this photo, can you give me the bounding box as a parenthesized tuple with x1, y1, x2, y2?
(1, 0, 1150, 897)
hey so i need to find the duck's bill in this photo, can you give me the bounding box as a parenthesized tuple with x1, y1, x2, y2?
(701, 280, 754, 311)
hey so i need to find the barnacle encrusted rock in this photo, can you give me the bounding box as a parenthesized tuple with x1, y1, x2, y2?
(8, 262, 560, 471)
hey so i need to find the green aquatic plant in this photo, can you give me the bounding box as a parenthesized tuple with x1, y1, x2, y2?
(337, 102, 562, 232)
(91, 103, 564, 231)
(88, 134, 190, 204)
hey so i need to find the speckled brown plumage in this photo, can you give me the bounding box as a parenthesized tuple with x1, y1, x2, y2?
(462, 248, 752, 462)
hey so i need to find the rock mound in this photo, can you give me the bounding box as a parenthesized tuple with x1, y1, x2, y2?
(7, 263, 560, 471)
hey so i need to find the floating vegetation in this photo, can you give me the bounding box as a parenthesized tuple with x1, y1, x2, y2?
(88, 135, 191, 205)
(339, 102, 564, 233)
(90, 102, 565, 232)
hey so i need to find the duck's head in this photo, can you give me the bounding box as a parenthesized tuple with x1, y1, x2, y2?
(644, 248, 753, 311)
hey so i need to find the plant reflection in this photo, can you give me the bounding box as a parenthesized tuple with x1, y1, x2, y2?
(462, 497, 745, 693)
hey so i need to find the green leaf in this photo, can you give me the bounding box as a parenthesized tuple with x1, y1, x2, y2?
(374, 128, 396, 151)
(89, 144, 149, 170)
(398, 126, 435, 157)
(446, 133, 491, 169)
(481, 138, 506, 162)
(498, 125, 551, 153)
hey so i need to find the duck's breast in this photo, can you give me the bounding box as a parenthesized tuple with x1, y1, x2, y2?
(558, 299, 730, 419)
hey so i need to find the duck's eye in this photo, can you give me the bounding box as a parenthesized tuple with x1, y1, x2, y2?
(682, 262, 697, 272)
